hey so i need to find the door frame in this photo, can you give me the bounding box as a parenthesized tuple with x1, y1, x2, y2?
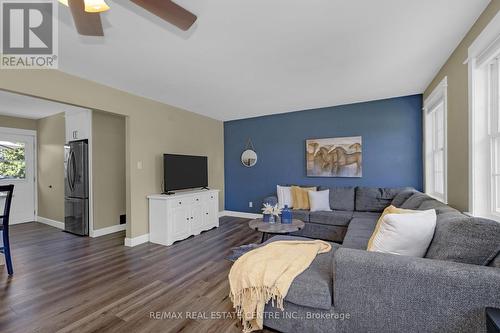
(0, 126, 37, 223)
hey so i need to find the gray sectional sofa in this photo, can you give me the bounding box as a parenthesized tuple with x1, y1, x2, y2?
(262, 187, 500, 332)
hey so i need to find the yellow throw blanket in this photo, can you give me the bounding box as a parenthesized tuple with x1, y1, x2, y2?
(228, 240, 332, 333)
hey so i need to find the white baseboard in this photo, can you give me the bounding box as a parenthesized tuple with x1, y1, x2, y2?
(92, 224, 126, 238)
(37, 216, 64, 230)
(219, 210, 262, 219)
(124, 233, 149, 247)
(10, 220, 34, 225)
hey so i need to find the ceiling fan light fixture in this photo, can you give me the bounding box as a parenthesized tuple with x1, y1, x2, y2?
(58, 0, 110, 13)
(83, 0, 110, 13)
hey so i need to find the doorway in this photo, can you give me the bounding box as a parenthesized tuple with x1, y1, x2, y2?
(0, 128, 36, 224)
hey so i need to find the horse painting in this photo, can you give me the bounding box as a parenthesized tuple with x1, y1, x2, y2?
(306, 136, 362, 177)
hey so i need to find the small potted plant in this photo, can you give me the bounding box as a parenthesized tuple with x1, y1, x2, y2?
(262, 203, 282, 223)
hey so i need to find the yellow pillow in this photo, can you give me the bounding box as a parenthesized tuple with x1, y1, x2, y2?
(367, 205, 418, 251)
(291, 186, 317, 210)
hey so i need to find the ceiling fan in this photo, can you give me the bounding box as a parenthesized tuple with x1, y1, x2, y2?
(58, 0, 197, 36)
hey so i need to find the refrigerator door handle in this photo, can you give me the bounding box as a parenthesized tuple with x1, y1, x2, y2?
(66, 151, 72, 192)
(71, 150, 77, 191)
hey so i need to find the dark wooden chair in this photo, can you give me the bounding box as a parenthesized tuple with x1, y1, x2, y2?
(0, 185, 14, 275)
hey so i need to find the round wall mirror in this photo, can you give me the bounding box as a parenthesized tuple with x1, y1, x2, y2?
(241, 149, 258, 167)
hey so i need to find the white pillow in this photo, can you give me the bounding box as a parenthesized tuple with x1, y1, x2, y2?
(308, 190, 331, 212)
(277, 185, 293, 208)
(368, 209, 436, 257)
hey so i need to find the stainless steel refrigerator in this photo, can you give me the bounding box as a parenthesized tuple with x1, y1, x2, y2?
(64, 140, 89, 236)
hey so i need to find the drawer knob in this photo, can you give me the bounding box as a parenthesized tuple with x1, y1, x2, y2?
(196, 199, 199, 201)
(179, 202, 182, 204)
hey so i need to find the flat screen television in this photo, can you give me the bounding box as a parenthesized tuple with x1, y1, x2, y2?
(163, 154, 208, 193)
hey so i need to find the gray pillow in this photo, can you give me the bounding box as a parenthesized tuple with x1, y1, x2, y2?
(391, 188, 418, 207)
(319, 186, 355, 211)
(355, 187, 401, 212)
(418, 199, 460, 215)
(425, 215, 500, 265)
(400, 192, 434, 209)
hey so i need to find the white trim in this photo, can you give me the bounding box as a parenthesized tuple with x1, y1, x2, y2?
(88, 111, 94, 237)
(468, 12, 500, 215)
(423, 76, 448, 203)
(469, 57, 477, 213)
(219, 210, 262, 219)
(92, 224, 126, 238)
(468, 12, 500, 67)
(10, 220, 33, 225)
(37, 216, 64, 229)
(124, 233, 149, 247)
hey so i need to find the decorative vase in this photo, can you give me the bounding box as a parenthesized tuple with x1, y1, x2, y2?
(268, 215, 276, 224)
(263, 214, 271, 222)
(281, 205, 293, 224)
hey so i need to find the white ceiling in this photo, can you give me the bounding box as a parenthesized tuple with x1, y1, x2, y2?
(0, 90, 87, 119)
(57, 0, 491, 121)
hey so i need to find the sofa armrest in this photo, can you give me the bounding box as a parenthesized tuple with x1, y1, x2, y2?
(263, 195, 278, 206)
(332, 248, 500, 332)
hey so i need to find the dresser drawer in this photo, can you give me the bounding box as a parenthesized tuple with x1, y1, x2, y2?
(168, 198, 190, 208)
(202, 193, 217, 202)
(191, 195, 204, 204)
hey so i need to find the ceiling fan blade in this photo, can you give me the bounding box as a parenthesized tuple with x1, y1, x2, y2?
(68, 0, 104, 36)
(130, 0, 197, 31)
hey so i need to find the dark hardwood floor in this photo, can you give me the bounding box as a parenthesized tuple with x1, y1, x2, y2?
(0, 217, 272, 333)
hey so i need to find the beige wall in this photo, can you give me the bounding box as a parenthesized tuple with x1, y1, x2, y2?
(0, 70, 225, 239)
(37, 113, 65, 222)
(92, 110, 126, 230)
(424, 1, 500, 212)
(0, 115, 37, 130)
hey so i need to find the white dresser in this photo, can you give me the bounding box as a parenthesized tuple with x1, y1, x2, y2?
(148, 189, 219, 246)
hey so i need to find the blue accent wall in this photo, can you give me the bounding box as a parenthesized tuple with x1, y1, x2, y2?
(224, 95, 423, 213)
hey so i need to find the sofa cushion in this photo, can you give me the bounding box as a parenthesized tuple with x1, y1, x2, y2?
(291, 209, 310, 222)
(391, 188, 418, 207)
(309, 210, 353, 227)
(263, 235, 339, 310)
(425, 215, 500, 265)
(355, 187, 401, 212)
(352, 211, 381, 219)
(400, 192, 434, 209)
(342, 217, 378, 250)
(292, 223, 347, 243)
(417, 199, 460, 215)
(319, 186, 355, 211)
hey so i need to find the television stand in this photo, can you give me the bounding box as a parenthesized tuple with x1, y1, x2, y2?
(202, 186, 210, 190)
(162, 191, 176, 195)
(148, 189, 220, 246)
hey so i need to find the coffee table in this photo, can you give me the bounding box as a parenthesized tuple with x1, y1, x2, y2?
(248, 218, 305, 243)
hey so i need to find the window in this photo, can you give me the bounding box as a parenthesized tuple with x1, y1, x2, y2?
(424, 77, 447, 202)
(0, 141, 26, 180)
(468, 14, 500, 220)
(488, 58, 500, 216)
